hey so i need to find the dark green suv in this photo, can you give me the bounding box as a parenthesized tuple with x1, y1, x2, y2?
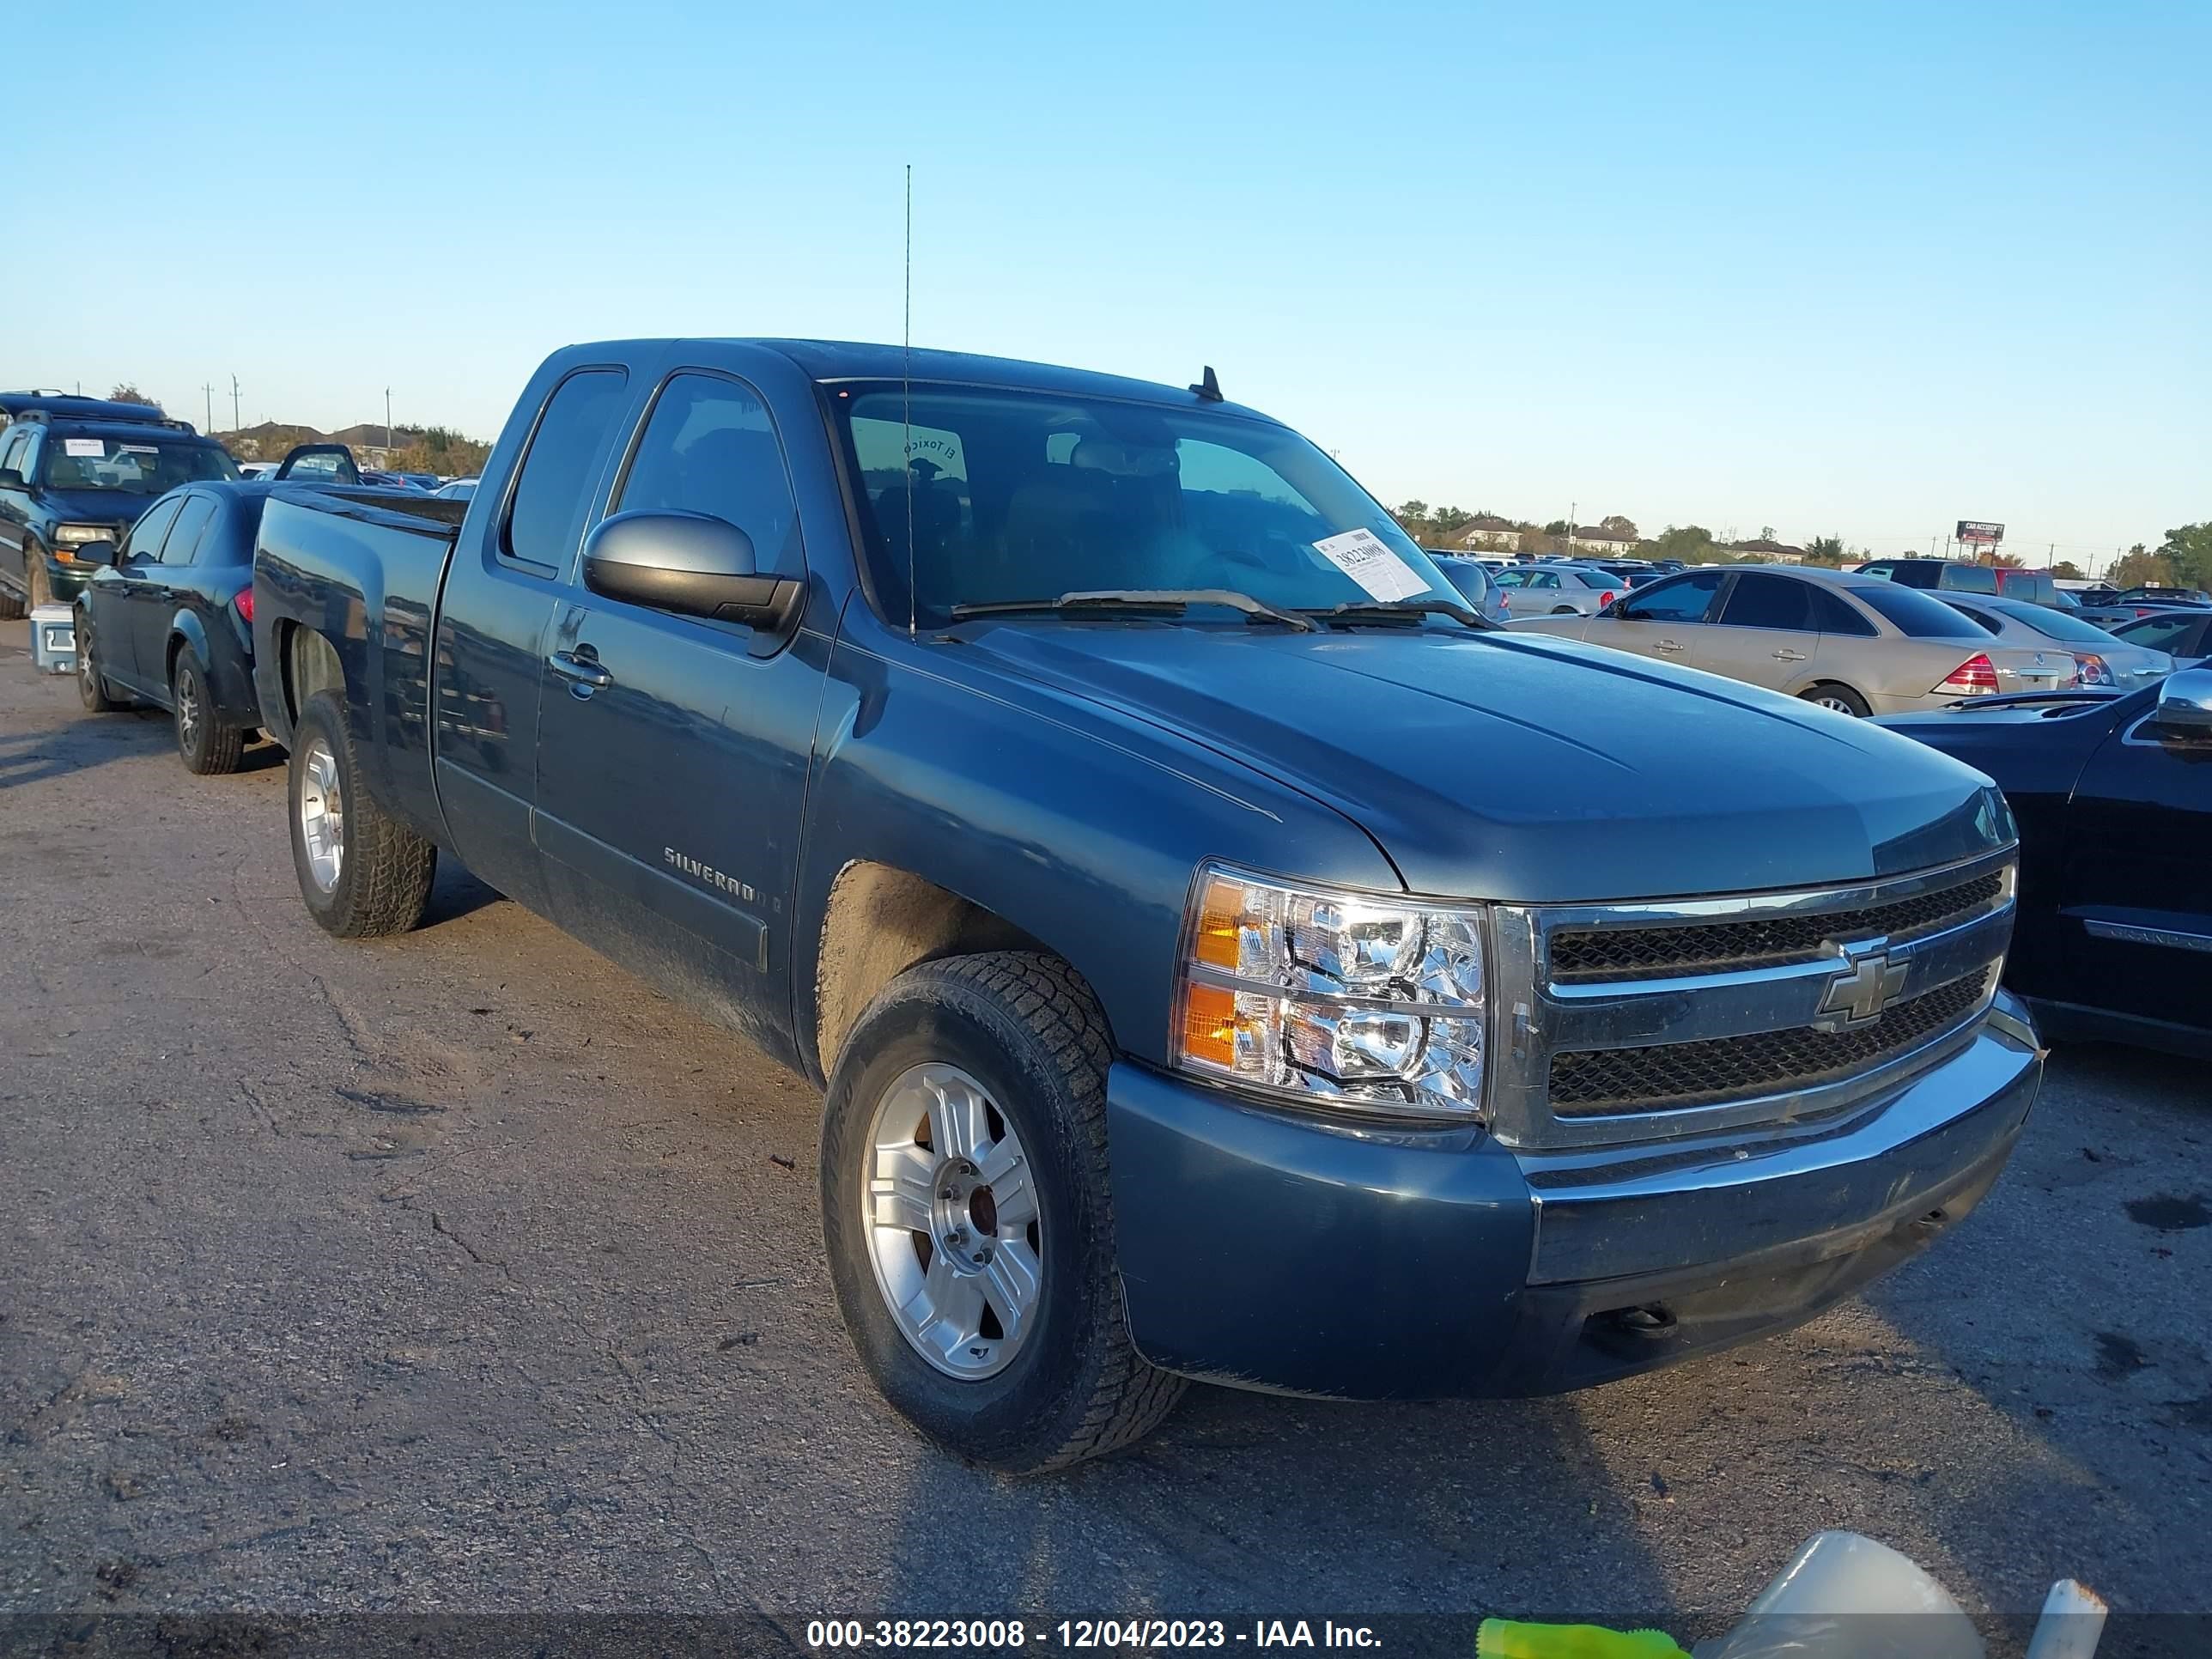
(0, 402, 239, 618)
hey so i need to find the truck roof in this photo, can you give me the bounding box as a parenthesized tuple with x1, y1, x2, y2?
(659, 338, 1284, 423)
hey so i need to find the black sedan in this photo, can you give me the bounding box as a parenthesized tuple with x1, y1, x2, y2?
(71, 483, 274, 774)
(2112, 609, 2212, 665)
(1881, 672, 2212, 1059)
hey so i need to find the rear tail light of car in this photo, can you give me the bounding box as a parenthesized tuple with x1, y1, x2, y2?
(234, 588, 254, 623)
(1936, 653, 2000, 696)
(2073, 653, 2112, 686)
(1599, 591, 1616, 607)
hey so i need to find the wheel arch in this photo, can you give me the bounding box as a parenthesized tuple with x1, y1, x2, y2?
(811, 860, 1057, 1084)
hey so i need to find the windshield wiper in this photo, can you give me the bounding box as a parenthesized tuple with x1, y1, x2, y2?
(1306, 599, 1493, 631)
(950, 589, 1317, 632)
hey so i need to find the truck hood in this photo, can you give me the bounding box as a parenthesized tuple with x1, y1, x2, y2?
(955, 623, 2011, 903)
(37, 489, 146, 532)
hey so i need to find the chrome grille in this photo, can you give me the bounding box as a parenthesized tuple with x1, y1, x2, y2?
(1548, 971, 1989, 1115)
(1485, 848, 2017, 1150)
(1549, 870, 2006, 983)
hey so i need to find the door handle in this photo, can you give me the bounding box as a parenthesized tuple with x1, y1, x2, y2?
(1772, 648, 1808, 662)
(546, 648, 612, 690)
(1654, 639, 1686, 653)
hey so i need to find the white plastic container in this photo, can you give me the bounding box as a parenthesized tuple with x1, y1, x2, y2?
(28, 604, 77, 675)
(1696, 1530, 1986, 1659)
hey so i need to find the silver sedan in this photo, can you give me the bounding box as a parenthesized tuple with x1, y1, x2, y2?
(1939, 593, 2174, 690)
(1493, 562, 1628, 616)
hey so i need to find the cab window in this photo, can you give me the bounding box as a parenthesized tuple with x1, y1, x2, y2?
(502, 368, 630, 570)
(1939, 564, 1999, 595)
(616, 372, 804, 577)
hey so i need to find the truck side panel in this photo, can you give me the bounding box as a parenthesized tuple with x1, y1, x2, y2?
(251, 489, 463, 846)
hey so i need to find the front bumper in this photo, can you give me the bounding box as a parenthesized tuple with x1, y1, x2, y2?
(1105, 992, 2041, 1400)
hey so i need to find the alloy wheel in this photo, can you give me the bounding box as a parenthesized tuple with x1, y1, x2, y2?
(298, 738, 346, 890)
(860, 1062, 1042, 1380)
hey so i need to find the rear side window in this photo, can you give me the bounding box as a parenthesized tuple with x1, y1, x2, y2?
(1719, 573, 1815, 631)
(1942, 602, 2001, 635)
(1855, 583, 1982, 639)
(503, 368, 630, 568)
(1620, 569, 1724, 623)
(157, 495, 217, 564)
(2002, 570, 2055, 604)
(1938, 564, 1998, 595)
(616, 372, 804, 577)
(0, 428, 25, 478)
(1808, 586, 1877, 636)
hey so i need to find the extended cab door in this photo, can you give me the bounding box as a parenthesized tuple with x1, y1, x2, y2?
(429, 364, 635, 915)
(2056, 702, 2212, 1036)
(531, 365, 823, 1054)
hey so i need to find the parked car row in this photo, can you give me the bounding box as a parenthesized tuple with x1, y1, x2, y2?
(1508, 563, 2136, 715)
(9, 343, 2204, 1477)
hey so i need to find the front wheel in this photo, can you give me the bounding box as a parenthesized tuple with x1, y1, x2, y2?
(76, 610, 119, 713)
(820, 952, 1184, 1473)
(1799, 682, 1871, 718)
(1552, 605, 1578, 615)
(287, 690, 437, 938)
(172, 645, 245, 775)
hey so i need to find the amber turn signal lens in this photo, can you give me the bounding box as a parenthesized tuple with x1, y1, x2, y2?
(1180, 982, 1238, 1067)
(1194, 876, 1245, 969)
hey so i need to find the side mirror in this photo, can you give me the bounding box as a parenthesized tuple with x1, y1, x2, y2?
(582, 509, 802, 640)
(2153, 667, 2212, 741)
(73, 539, 118, 568)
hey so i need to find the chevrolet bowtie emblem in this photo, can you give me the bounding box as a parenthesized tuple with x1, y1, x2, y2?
(1818, 951, 1909, 1024)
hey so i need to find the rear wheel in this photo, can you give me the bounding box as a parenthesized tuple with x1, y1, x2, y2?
(25, 551, 51, 611)
(171, 645, 245, 775)
(1552, 605, 1577, 615)
(288, 690, 437, 937)
(1800, 682, 1871, 718)
(76, 609, 119, 713)
(821, 951, 1184, 1472)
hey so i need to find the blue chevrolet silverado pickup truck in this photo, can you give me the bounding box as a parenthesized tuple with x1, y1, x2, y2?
(252, 339, 2043, 1471)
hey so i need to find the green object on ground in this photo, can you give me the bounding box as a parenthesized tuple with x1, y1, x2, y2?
(1475, 1620, 1690, 1659)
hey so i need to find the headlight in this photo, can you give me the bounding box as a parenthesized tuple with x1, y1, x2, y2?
(1173, 865, 1487, 1123)
(54, 524, 112, 545)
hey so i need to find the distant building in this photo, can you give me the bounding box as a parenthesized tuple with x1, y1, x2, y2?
(1728, 538, 1807, 563)
(1455, 515, 1523, 552)
(1567, 525, 1640, 556)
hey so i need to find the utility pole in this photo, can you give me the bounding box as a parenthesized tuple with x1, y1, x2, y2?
(386, 388, 393, 457)
(230, 375, 241, 431)
(202, 383, 215, 431)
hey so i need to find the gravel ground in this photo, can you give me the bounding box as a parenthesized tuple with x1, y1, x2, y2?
(0, 621, 2206, 1647)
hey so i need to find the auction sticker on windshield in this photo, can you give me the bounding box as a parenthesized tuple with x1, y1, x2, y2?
(64, 439, 106, 458)
(1314, 528, 1429, 602)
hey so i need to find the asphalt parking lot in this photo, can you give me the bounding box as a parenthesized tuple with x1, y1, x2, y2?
(1, 621, 2207, 1644)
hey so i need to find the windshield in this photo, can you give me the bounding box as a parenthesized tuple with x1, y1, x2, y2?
(42, 434, 238, 494)
(832, 386, 1452, 627)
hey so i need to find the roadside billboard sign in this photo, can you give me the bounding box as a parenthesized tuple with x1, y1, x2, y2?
(1956, 520, 2005, 546)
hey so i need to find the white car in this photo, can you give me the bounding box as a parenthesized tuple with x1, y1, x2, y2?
(1494, 562, 1628, 616)
(433, 477, 479, 501)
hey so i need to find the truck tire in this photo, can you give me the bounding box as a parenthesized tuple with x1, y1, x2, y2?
(1799, 682, 1871, 719)
(171, 645, 245, 775)
(288, 690, 436, 938)
(76, 609, 120, 712)
(820, 951, 1184, 1473)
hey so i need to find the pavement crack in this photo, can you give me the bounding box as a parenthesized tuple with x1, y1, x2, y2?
(428, 1210, 514, 1279)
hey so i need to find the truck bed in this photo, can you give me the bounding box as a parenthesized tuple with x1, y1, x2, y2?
(251, 486, 467, 845)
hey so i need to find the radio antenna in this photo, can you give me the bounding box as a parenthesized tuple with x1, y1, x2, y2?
(903, 162, 916, 642)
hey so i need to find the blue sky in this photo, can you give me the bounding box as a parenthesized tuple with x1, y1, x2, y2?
(17, 1, 2206, 568)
